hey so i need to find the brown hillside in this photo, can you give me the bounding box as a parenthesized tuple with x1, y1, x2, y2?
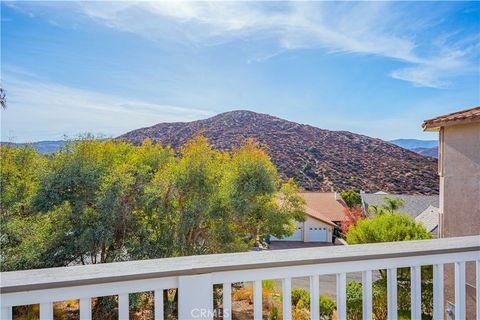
(119, 110, 438, 194)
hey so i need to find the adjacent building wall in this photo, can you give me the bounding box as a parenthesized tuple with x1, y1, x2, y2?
(439, 122, 480, 319)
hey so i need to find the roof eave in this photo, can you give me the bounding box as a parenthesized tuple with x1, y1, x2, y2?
(422, 117, 480, 131)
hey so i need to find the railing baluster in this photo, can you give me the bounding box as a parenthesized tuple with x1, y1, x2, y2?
(1, 307, 12, 320)
(80, 298, 92, 320)
(222, 283, 232, 320)
(362, 270, 373, 320)
(387, 268, 398, 320)
(411, 266, 422, 320)
(282, 278, 292, 320)
(454, 261, 466, 320)
(336, 273, 347, 320)
(310, 275, 320, 320)
(433, 264, 444, 320)
(40, 302, 53, 320)
(118, 293, 129, 320)
(154, 290, 164, 320)
(253, 280, 262, 320)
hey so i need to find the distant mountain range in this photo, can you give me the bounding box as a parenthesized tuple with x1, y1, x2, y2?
(1, 140, 66, 153)
(119, 110, 439, 194)
(389, 139, 438, 158)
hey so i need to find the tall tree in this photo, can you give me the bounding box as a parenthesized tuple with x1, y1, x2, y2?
(340, 189, 362, 209)
(223, 139, 306, 247)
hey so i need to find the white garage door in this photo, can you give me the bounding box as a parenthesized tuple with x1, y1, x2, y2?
(271, 226, 303, 241)
(309, 227, 328, 242)
(287, 227, 303, 241)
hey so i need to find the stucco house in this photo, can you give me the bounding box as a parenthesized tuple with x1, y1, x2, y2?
(422, 106, 480, 319)
(271, 192, 345, 243)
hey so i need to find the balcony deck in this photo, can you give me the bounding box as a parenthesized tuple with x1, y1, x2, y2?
(1, 236, 479, 319)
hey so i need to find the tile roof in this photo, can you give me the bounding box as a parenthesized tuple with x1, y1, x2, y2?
(305, 206, 337, 226)
(415, 205, 439, 234)
(361, 193, 439, 219)
(299, 192, 346, 222)
(422, 106, 480, 130)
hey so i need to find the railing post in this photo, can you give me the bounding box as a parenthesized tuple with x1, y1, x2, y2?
(410, 266, 421, 320)
(282, 278, 292, 320)
(454, 261, 466, 320)
(253, 280, 263, 320)
(336, 273, 347, 320)
(222, 283, 232, 320)
(154, 289, 164, 320)
(80, 298, 92, 320)
(362, 270, 373, 320)
(433, 264, 444, 320)
(178, 274, 214, 320)
(118, 293, 129, 320)
(40, 302, 53, 320)
(387, 268, 398, 320)
(310, 275, 320, 320)
(1, 307, 12, 320)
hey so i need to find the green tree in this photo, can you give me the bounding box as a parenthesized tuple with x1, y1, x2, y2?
(0, 145, 45, 219)
(1, 136, 307, 272)
(223, 139, 306, 247)
(346, 213, 433, 318)
(17, 138, 172, 268)
(340, 189, 362, 209)
(346, 213, 431, 244)
(368, 196, 405, 216)
(134, 136, 237, 258)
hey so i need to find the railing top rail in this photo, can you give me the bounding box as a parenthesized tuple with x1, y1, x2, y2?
(1, 236, 479, 294)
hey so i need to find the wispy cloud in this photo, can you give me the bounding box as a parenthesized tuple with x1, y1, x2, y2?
(72, 1, 478, 89)
(1, 69, 213, 142)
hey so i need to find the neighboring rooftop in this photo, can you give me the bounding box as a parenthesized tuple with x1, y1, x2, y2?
(415, 205, 439, 236)
(304, 206, 337, 226)
(361, 193, 439, 219)
(422, 106, 480, 131)
(299, 192, 346, 222)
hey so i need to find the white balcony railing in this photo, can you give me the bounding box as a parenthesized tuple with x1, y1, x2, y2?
(1, 236, 479, 320)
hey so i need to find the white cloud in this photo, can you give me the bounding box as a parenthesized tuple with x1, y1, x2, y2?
(1, 72, 213, 142)
(73, 1, 477, 89)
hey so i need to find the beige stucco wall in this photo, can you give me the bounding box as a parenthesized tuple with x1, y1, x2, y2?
(303, 217, 333, 242)
(439, 122, 480, 319)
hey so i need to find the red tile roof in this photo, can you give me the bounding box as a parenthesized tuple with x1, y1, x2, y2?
(300, 192, 346, 223)
(304, 206, 337, 226)
(422, 106, 480, 131)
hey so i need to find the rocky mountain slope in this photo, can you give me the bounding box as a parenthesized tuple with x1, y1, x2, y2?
(120, 110, 438, 194)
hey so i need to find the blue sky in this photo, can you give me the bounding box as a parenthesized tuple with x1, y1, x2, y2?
(1, 1, 479, 142)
